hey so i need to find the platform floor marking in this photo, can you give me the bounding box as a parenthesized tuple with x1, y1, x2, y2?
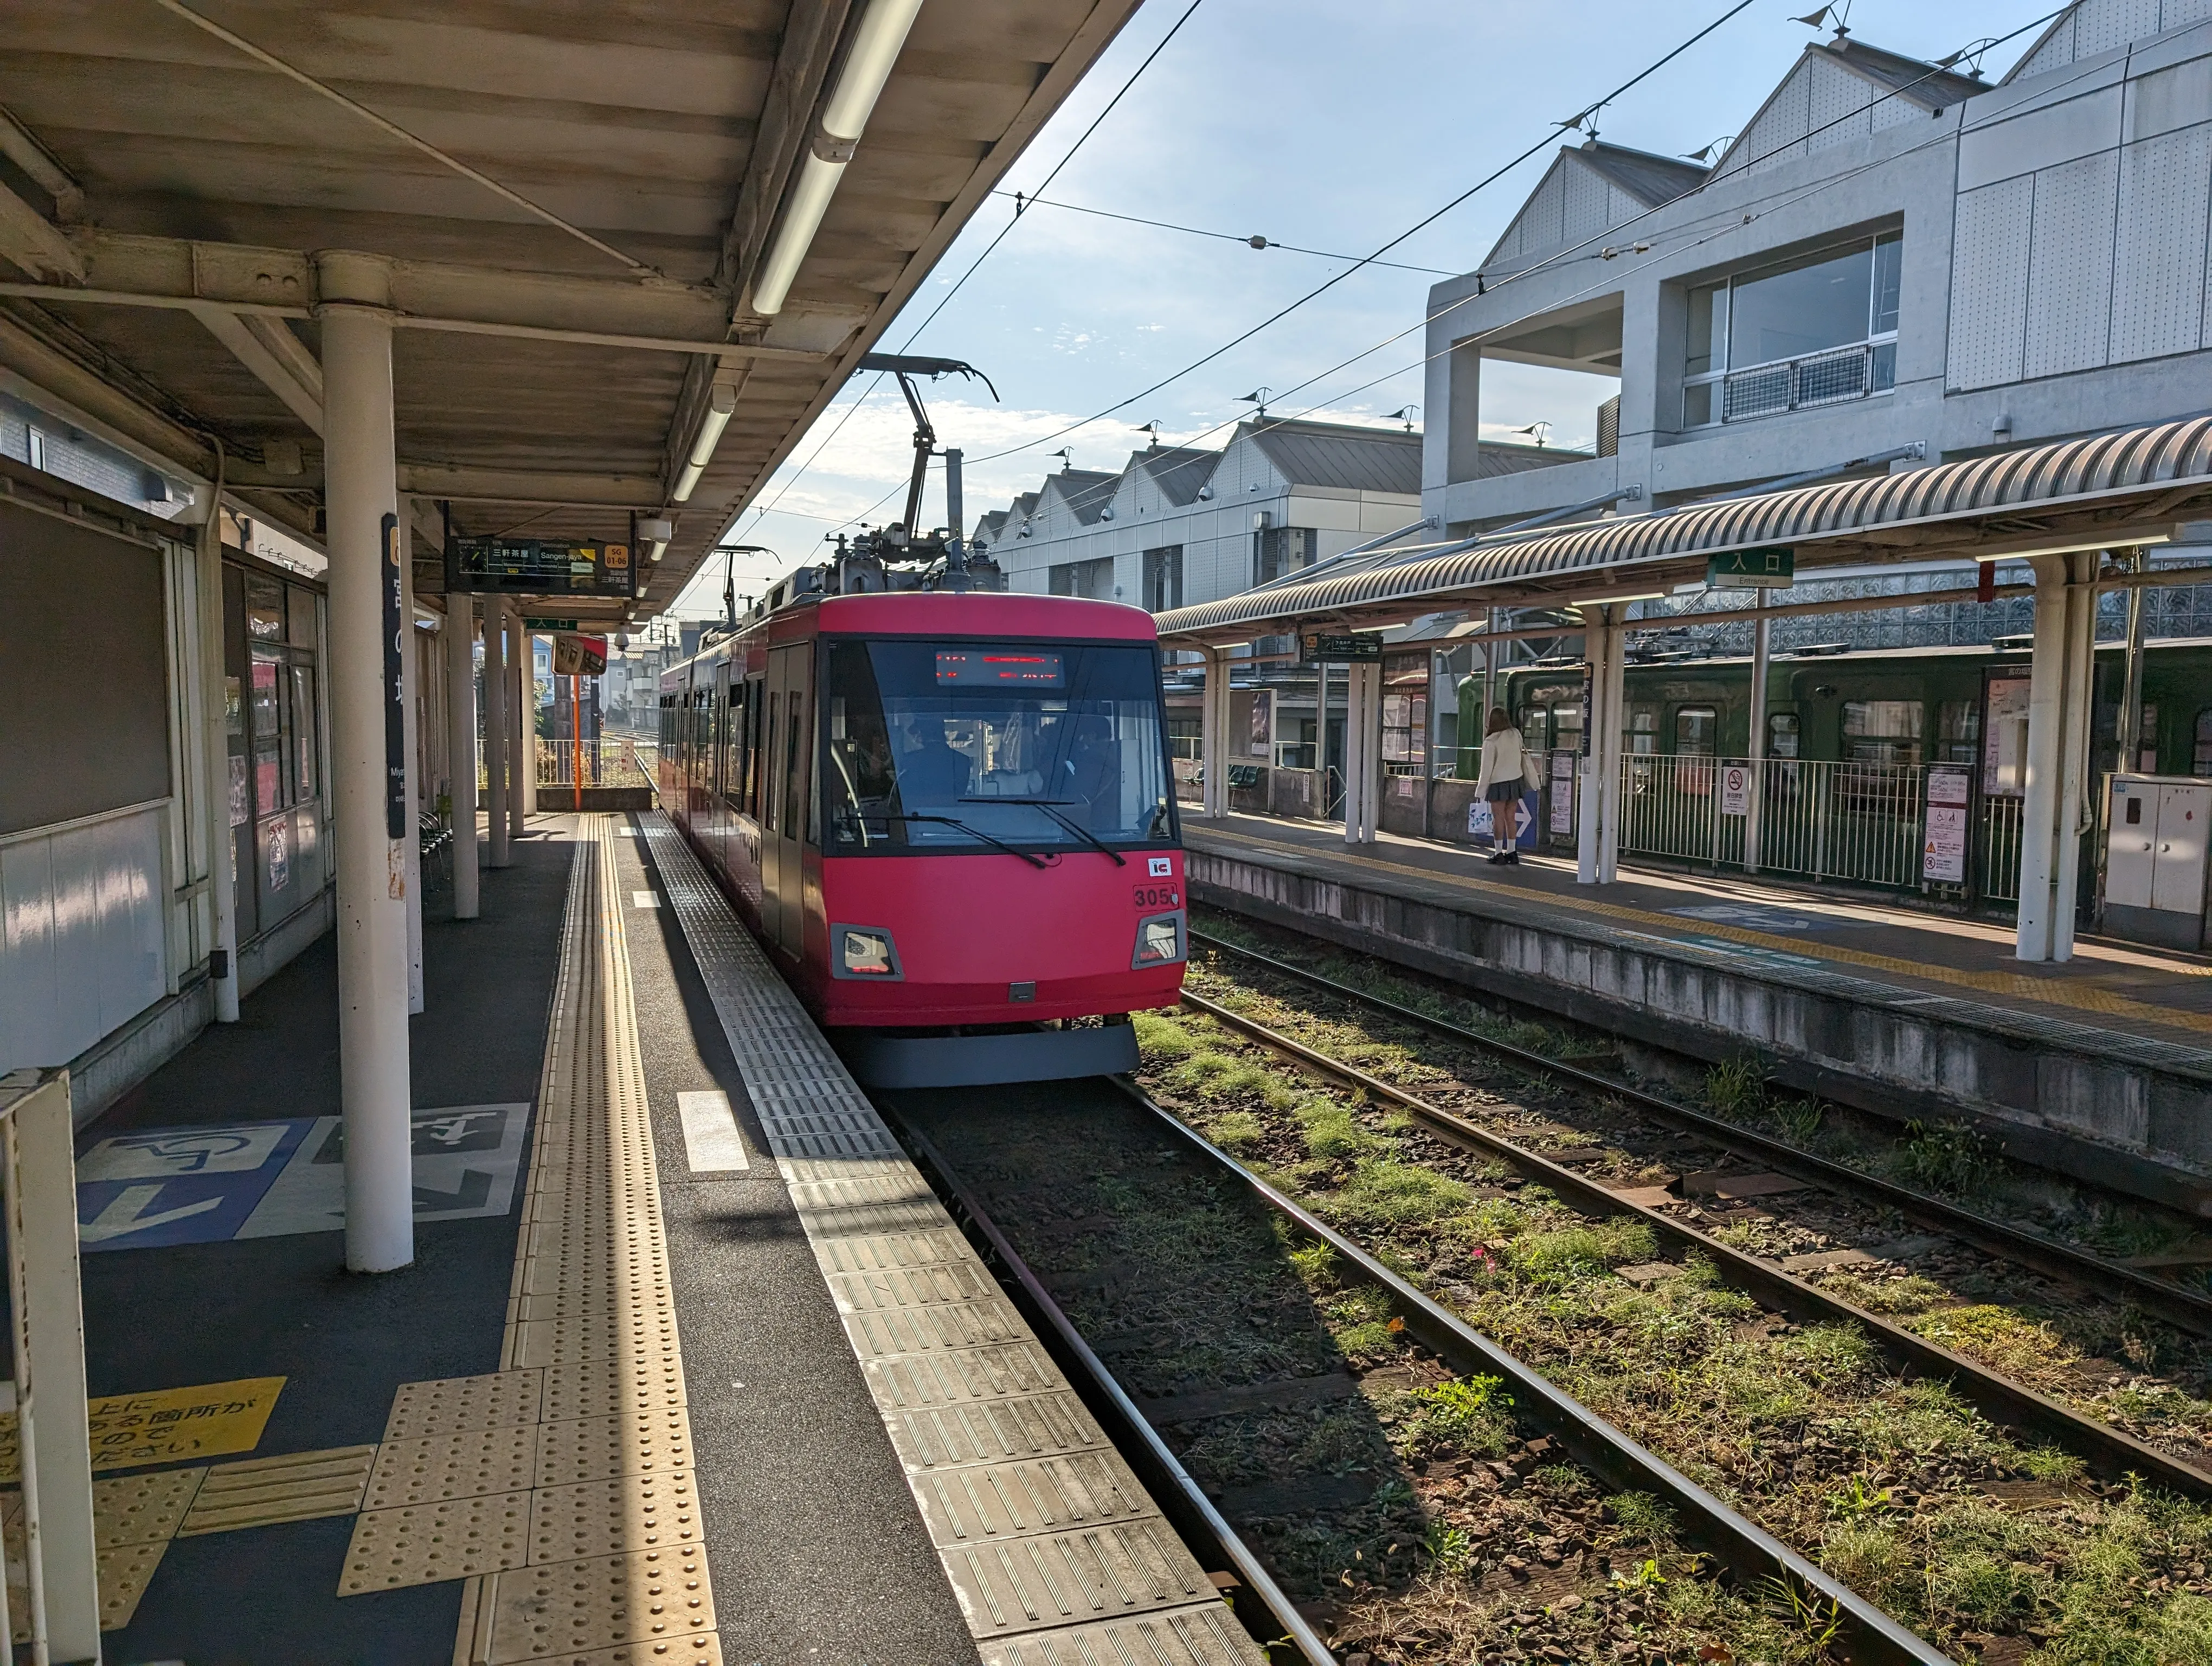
(176, 1445, 376, 1534)
(0, 1375, 287, 1483)
(1194, 823, 2212, 1037)
(384, 821, 721, 1661)
(674, 1091, 748, 1172)
(632, 890, 660, 908)
(5, 1471, 208, 1639)
(644, 811, 1259, 1659)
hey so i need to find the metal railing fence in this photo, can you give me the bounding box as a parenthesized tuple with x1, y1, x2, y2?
(531, 736, 655, 789)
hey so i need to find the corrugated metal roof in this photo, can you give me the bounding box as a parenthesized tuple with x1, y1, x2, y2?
(1246, 419, 1422, 494)
(1136, 445, 1219, 505)
(1821, 39, 1986, 111)
(1571, 142, 1711, 208)
(1155, 416, 2212, 641)
(1042, 468, 1119, 525)
(1473, 440, 1589, 479)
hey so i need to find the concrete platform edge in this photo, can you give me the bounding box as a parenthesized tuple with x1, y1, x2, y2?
(1190, 843, 2212, 1219)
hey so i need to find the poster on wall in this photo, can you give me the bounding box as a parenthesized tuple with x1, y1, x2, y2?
(1924, 765, 1972, 884)
(1549, 753, 1576, 834)
(1469, 793, 1539, 849)
(1248, 690, 1272, 756)
(1982, 675, 2031, 797)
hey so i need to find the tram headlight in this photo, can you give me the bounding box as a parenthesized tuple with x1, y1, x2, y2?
(834, 925, 902, 978)
(1133, 912, 1184, 967)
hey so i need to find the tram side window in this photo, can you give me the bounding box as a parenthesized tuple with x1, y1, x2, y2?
(1768, 712, 1800, 759)
(2195, 709, 2212, 777)
(1628, 708, 1658, 755)
(747, 677, 766, 815)
(1935, 700, 1980, 765)
(1673, 706, 1718, 755)
(1549, 702, 1583, 754)
(1842, 699, 1922, 766)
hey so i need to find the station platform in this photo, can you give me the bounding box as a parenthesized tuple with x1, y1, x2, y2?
(59, 810, 1258, 1666)
(1184, 812, 2212, 1215)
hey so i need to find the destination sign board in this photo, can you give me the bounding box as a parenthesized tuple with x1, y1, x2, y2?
(447, 537, 635, 599)
(1300, 631, 1384, 663)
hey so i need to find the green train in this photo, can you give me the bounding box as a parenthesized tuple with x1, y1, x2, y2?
(1468, 638, 2212, 780)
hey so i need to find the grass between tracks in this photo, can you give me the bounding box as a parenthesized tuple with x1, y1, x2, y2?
(1136, 989, 2212, 1666)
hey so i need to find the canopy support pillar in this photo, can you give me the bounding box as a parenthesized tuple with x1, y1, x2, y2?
(1577, 603, 1625, 885)
(2016, 550, 2099, 963)
(1199, 646, 1230, 819)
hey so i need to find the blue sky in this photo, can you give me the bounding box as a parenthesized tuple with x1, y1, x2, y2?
(672, 0, 2048, 617)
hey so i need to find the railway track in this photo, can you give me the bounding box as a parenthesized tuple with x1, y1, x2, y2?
(883, 1078, 1946, 1666)
(1189, 925, 2212, 1338)
(1125, 959, 2212, 1664)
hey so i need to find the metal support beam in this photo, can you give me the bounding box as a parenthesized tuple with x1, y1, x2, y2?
(1343, 660, 1382, 844)
(196, 484, 241, 1023)
(319, 252, 414, 1274)
(447, 595, 480, 919)
(190, 303, 323, 432)
(511, 619, 533, 832)
(0, 176, 81, 283)
(401, 517, 424, 1016)
(1577, 603, 1626, 885)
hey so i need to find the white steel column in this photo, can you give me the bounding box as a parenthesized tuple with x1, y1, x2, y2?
(1577, 604, 1626, 885)
(510, 618, 532, 835)
(1744, 595, 1771, 874)
(401, 515, 424, 1015)
(318, 253, 414, 1274)
(1200, 646, 1231, 819)
(2015, 552, 2098, 962)
(1597, 611, 1626, 883)
(1343, 659, 1381, 844)
(196, 492, 240, 1022)
(447, 596, 480, 917)
(483, 599, 511, 869)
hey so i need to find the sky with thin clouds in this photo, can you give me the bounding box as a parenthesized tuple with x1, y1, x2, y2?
(669, 0, 2048, 618)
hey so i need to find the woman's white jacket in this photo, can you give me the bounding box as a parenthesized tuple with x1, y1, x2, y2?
(1474, 726, 1532, 795)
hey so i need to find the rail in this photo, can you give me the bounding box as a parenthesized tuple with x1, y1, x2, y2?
(1189, 925, 2212, 1335)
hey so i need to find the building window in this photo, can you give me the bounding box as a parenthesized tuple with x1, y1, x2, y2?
(1049, 556, 1115, 599)
(1683, 233, 1900, 427)
(1253, 526, 1317, 586)
(1142, 546, 1184, 612)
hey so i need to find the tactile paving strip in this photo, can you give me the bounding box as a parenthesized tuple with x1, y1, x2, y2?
(177, 1445, 376, 1535)
(93, 1468, 205, 1548)
(417, 822, 720, 1665)
(642, 812, 1260, 1661)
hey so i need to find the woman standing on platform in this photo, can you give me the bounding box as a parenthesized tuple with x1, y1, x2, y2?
(1474, 707, 1536, 865)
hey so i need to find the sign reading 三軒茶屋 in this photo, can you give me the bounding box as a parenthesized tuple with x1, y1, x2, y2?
(447, 537, 635, 599)
(1301, 632, 1382, 663)
(1707, 546, 1794, 589)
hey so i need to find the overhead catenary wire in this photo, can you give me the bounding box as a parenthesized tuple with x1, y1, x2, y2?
(990, 191, 1457, 275)
(690, 0, 1211, 605)
(963, 4, 2072, 536)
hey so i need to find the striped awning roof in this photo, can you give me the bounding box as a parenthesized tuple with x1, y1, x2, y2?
(1154, 415, 2212, 643)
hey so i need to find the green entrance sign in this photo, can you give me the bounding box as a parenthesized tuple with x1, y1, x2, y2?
(523, 617, 580, 632)
(1707, 546, 1794, 590)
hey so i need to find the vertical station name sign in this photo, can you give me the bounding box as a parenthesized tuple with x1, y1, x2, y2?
(381, 513, 407, 841)
(445, 535, 635, 599)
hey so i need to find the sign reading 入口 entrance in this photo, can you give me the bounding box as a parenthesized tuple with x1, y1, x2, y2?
(1706, 546, 1794, 589)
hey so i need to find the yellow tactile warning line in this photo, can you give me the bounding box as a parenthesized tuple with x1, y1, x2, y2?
(1194, 823, 2212, 1039)
(309, 817, 725, 1666)
(642, 812, 1265, 1664)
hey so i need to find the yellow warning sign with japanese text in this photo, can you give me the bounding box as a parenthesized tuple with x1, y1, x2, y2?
(0, 1376, 285, 1479)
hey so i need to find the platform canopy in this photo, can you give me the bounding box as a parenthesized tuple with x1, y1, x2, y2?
(0, 0, 1140, 629)
(1154, 415, 2212, 645)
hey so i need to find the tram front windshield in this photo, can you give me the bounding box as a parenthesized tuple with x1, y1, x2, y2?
(823, 638, 1175, 852)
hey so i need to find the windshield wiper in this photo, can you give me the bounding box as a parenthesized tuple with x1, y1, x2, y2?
(960, 797, 1127, 866)
(883, 812, 1049, 869)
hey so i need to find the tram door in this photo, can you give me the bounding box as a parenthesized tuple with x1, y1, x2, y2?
(764, 644, 809, 955)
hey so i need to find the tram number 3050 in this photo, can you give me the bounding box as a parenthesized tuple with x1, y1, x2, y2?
(1133, 885, 1182, 909)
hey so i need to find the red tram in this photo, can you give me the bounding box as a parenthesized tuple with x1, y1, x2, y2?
(658, 585, 1187, 1086)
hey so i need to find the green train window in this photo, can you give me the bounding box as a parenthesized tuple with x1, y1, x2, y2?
(2195, 709, 2212, 778)
(1674, 706, 1719, 755)
(1842, 699, 1922, 766)
(1768, 713, 1799, 759)
(1628, 707, 1658, 755)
